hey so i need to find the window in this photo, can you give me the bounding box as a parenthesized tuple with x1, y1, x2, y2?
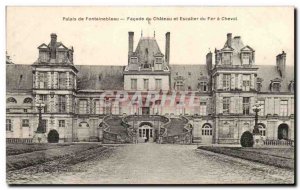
(23, 98, 33, 104)
(79, 100, 88, 114)
(258, 100, 265, 116)
(22, 119, 29, 127)
(112, 102, 120, 115)
(39, 51, 49, 62)
(272, 82, 280, 92)
(176, 80, 184, 91)
(155, 57, 162, 63)
(131, 79, 137, 90)
(24, 109, 27, 113)
(6, 119, 12, 131)
(222, 52, 232, 65)
(176, 102, 184, 115)
(155, 79, 162, 90)
(58, 72, 67, 89)
(242, 75, 251, 91)
(139, 129, 142, 137)
(223, 74, 231, 91)
(94, 99, 101, 114)
(200, 102, 207, 115)
(6, 97, 17, 104)
(202, 124, 212, 136)
(144, 79, 149, 90)
(58, 95, 66, 113)
(280, 100, 288, 116)
(242, 53, 250, 65)
(59, 120, 65, 127)
(258, 124, 266, 136)
(39, 95, 48, 112)
(199, 82, 208, 92)
(223, 97, 230, 114)
(38, 72, 48, 89)
(243, 97, 250, 115)
(155, 63, 162, 70)
(130, 57, 138, 64)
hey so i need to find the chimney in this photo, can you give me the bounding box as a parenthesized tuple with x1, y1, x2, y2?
(206, 52, 213, 74)
(227, 33, 232, 47)
(165, 32, 170, 65)
(276, 51, 286, 78)
(128, 32, 134, 63)
(50, 33, 57, 59)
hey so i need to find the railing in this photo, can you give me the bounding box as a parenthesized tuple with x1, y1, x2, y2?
(161, 115, 192, 144)
(217, 138, 240, 144)
(263, 139, 294, 147)
(6, 138, 33, 144)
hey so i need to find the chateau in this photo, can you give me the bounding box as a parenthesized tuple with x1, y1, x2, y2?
(6, 32, 294, 144)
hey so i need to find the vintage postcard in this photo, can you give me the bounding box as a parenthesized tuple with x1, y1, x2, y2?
(6, 6, 295, 185)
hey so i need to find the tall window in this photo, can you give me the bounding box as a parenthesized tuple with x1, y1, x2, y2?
(155, 79, 162, 90)
(200, 102, 207, 115)
(6, 119, 12, 131)
(273, 83, 280, 92)
(199, 82, 208, 92)
(202, 124, 212, 136)
(243, 97, 250, 115)
(131, 79, 137, 90)
(223, 74, 231, 91)
(222, 52, 231, 65)
(144, 79, 149, 90)
(112, 102, 120, 115)
(242, 53, 250, 65)
(94, 99, 101, 114)
(39, 95, 48, 113)
(58, 95, 66, 113)
(79, 100, 88, 114)
(38, 72, 48, 89)
(280, 100, 288, 116)
(22, 119, 29, 127)
(258, 124, 266, 137)
(155, 63, 162, 70)
(58, 72, 67, 89)
(176, 102, 184, 115)
(176, 81, 184, 91)
(59, 120, 65, 127)
(223, 97, 230, 114)
(258, 100, 265, 116)
(242, 75, 251, 91)
(39, 51, 49, 62)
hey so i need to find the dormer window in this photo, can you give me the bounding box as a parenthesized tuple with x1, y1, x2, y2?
(242, 53, 250, 65)
(270, 78, 281, 92)
(198, 81, 208, 92)
(130, 57, 138, 64)
(39, 51, 50, 62)
(175, 80, 184, 91)
(155, 57, 162, 63)
(256, 77, 263, 92)
(222, 52, 232, 65)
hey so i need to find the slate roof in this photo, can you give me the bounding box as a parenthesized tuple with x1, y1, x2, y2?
(134, 37, 162, 66)
(170, 65, 209, 91)
(76, 65, 124, 91)
(256, 65, 294, 92)
(6, 64, 33, 92)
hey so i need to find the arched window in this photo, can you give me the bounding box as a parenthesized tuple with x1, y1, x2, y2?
(6, 97, 17, 104)
(258, 123, 266, 137)
(23, 97, 33, 104)
(6, 119, 12, 131)
(202, 124, 212, 136)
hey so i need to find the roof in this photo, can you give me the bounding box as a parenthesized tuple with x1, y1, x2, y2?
(76, 65, 124, 90)
(134, 37, 162, 66)
(256, 65, 294, 92)
(6, 64, 33, 92)
(170, 65, 209, 91)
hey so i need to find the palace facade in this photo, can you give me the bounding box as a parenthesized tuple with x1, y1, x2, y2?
(6, 32, 294, 144)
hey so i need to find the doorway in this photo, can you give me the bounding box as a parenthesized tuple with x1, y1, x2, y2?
(278, 123, 289, 140)
(138, 123, 154, 143)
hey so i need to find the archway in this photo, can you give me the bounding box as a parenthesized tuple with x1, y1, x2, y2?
(47, 129, 59, 143)
(278, 123, 289, 140)
(138, 122, 154, 143)
(201, 123, 213, 144)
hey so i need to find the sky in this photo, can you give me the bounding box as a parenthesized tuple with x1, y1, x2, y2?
(6, 7, 294, 66)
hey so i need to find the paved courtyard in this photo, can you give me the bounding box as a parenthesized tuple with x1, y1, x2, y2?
(8, 143, 294, 184)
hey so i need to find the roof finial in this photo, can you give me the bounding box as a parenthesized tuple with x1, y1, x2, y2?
(141, 30, 143, 37)
(154, 31, 155, 38)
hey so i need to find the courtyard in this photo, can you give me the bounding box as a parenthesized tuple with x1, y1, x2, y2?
(7, 143, 294, 184)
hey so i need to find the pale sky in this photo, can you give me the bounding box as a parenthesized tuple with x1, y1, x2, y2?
(6, 7, 294, 66)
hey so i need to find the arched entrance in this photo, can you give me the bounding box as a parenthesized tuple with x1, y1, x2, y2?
(138, 122, 154, 143)
(201, 123, 213, 144)
(48, 129, 59, 143)
(278, 123, 289, 140)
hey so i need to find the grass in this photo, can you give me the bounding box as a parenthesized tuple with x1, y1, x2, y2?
(6, 143, 102, 171)
(198, 146, 294, 170)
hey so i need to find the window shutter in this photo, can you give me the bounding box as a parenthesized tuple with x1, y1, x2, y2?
(239, 97, 243, 114)
(238, 74, 242, 89)
(218, 96, 223, 114)
(274, 98, 280, 114)
(230, 97, 235, 114)
(231, 74, 235, 89)
(250, 74, 255, 89)
(218, 74, 223, 90)
(250, 97, 255, 114)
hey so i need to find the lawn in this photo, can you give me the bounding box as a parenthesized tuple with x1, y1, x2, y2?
(6, 143, 103, 171)
(198, 146, 294, 170)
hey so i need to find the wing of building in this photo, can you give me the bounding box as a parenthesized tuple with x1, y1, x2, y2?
(6, 32, 294, 145)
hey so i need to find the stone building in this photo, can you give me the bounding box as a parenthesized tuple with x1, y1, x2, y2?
(6, 32, 294, 144)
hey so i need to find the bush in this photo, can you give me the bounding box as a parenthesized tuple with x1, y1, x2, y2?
(240, 131, 254, 147)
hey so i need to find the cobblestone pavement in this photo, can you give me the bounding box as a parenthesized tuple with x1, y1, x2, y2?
(9, 143, 294, 184)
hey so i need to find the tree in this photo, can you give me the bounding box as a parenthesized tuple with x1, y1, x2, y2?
(240, 131, 254, 147)
(47, 130, 59, 143)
